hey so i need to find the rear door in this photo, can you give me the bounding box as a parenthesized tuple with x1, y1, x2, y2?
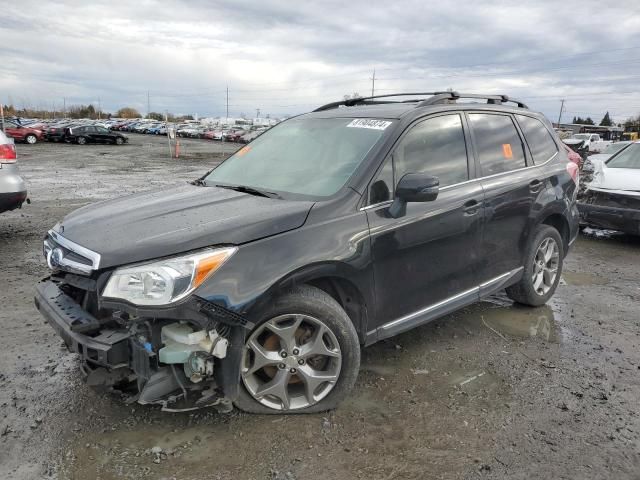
(366, 113, 484, 334)
(466, 112, 544, 285)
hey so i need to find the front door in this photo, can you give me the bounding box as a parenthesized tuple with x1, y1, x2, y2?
(365, 113, 484, 337)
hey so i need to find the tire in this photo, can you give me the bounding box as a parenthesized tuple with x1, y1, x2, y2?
(506, 225, 564, 306)
(115, 137, 124, 145)
(25, 134, 37, 144)
(76, 136, 87, 145)
(235, 285, 360, 414)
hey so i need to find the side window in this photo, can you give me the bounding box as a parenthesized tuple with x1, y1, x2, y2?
(3, 122, 17, 129)
(369, 157, 394, 204)
(468, 113, 526, 176)
(85, 126, 97, 133)
(515, 115, 559, 164)
(394, 114, 469, 187)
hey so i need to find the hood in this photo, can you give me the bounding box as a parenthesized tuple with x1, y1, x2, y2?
(589, 162, 640, 195)
(563, 138, 586, 147)
(56, 184, 314, 268)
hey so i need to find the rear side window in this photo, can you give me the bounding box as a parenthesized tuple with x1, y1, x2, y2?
(394, 114, 469, 187)
(468, 113, 526, 176)
(516, 115, 558, 164)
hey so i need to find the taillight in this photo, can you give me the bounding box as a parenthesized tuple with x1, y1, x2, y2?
(566, 161, 579, 185)
(0, 144, 17, 163)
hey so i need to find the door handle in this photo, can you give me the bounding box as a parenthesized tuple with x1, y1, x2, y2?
(529, 179, 543, 193)
(463, 199, 481, 215)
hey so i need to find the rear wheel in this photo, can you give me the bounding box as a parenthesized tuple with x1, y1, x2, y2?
(235, 285, 360, 414)
(506, 225, 564, 306)
(25, 134, 37, 144)
(76, 136, 87, 145)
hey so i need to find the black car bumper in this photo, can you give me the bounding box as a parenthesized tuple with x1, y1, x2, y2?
(34, 280, 130, 367)
(0, 191, 28, 213)
(35, 279, 240, 411)
(578, 202, 640, 235)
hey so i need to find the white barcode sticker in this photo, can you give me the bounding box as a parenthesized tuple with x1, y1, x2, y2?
(346, 119, 392, 130)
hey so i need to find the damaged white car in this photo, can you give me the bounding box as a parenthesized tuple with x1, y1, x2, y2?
(579, 141, 640, 235)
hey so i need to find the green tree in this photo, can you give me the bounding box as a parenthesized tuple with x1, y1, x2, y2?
(599, 111, 613, 126)
(148, 112, 164, 121)
(116, 107, 142, 119)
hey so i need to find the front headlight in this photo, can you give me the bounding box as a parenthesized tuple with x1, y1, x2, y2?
(102, 247, 237, 306)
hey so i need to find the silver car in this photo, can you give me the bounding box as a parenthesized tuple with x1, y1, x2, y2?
(0, 129, 27, 213)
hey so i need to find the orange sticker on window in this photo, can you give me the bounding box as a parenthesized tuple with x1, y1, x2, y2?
(502, 143, 513, 159)
(236, 145, 251, 156)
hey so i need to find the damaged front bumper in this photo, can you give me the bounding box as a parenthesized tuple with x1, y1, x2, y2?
(578, 189, 640, 235)
(35, 278, 248, 412)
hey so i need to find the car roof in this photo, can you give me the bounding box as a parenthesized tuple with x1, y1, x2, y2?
(305, 101, 538, 121)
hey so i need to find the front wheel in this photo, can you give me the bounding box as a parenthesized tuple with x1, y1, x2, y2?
(506, 225, 564, 306)
(76, 136, 87, 145)
(115, 137, 124, 145)
(235, 285, 360, 414)
(25, 134, 37, 144)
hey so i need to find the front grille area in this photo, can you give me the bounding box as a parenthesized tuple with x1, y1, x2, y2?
(43, 231, 101, 275)
(584, 190, 640, 210)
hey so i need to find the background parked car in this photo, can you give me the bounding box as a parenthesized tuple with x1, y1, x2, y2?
(0, 130, 27, 213)
(66, 125, 129, 145)
(2, 120, 44, 144)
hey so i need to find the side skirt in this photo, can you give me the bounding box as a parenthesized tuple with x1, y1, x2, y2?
(365, 267, 523, 345)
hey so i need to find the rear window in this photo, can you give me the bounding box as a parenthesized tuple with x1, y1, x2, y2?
(607, 143, 640, 169)
(468, 113, 526, 176)
(515, 115, 558, 164)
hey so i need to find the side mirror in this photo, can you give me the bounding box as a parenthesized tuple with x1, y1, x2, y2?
(389, 173, 439, 218)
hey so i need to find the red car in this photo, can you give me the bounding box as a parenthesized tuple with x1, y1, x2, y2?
(2, 120, 44, 144)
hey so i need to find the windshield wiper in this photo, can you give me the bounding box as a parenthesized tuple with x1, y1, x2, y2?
(190, 178, 207, 186)
(215, 184, 282, 199)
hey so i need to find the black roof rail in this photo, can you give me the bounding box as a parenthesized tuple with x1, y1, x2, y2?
(313, 91, 529, 112)
(416, 92, 529, 109)
(313, 93, 440, 112)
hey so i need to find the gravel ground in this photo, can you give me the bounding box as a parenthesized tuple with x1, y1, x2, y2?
(1, 134, 639, 479)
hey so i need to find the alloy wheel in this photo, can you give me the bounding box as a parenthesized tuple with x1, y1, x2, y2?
(241, 314, 342, 410)
(26, 135, 37, 144)
(532, 237, 559, 296)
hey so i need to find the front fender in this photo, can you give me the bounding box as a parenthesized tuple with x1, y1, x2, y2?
(194, 204, 374, 334)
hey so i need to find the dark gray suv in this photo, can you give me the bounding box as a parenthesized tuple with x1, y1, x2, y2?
(35, 92, 579, 414)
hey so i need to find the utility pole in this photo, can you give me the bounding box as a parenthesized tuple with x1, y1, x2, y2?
(256, 108, 260, 119)
(63, 97, 66, 119)
(557, 99, 565, 126)
(370, 69, 376, 97)
(226, 86, 229, 121)
(98, 97, 101, 120)
(147, 91, 151, 119)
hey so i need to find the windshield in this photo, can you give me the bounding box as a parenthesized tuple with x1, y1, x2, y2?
(573, 134, 590, 139)
(603, 142, 629, 154)
(607, 143, 640, 169)
(204, 116, 392, 198)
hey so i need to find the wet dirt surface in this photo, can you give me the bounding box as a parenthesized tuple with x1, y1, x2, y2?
(1, 135, 639, 479)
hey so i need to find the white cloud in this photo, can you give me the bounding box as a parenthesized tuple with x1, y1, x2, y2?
(1, 0, 639, 122)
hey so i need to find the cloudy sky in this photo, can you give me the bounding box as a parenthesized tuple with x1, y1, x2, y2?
(2, 0, 640, 123)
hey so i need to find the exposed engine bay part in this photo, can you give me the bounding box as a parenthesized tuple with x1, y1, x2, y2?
(159, 322, 228, 383)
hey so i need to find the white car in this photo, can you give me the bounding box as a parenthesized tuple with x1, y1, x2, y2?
(582, 141, 633, 172)
(578, 141, 640, 235)
(563, 133, 612, 154)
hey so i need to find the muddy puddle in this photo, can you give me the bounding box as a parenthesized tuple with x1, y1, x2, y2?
(562, 271, 609, 286)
